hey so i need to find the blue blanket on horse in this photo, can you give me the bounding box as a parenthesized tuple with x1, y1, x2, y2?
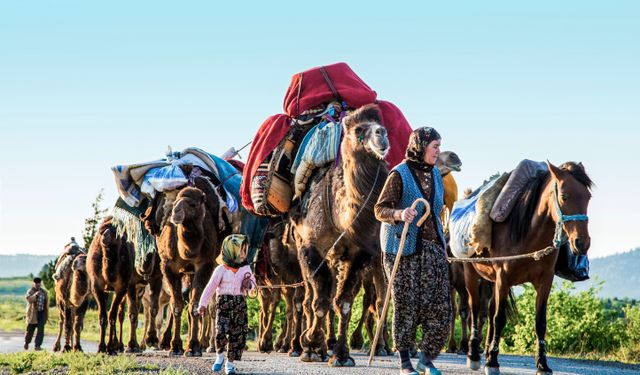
(449, 176, 502, 258)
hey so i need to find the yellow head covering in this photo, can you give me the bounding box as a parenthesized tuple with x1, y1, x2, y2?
(216, 234, 249, 268)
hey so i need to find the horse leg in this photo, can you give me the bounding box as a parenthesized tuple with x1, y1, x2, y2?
(125, 285, 141, 353)
(459, 284, 470, 355)
(108, 291, 126, 355)
(484, 293, 495, 357)
(165, 267, 184, 356)
(534, 275, 554, 375)
(298, 245, 332, 362)
(94, 288, 109, 353)
(464, 264, 482, 370)
(447, 286, 458, 353)
(484, 275, 510, 375)
(73, 300, 88, 352)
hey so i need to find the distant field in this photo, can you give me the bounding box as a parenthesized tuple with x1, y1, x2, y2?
(0, 255, 56, 279)
(0, 278, 32, 296)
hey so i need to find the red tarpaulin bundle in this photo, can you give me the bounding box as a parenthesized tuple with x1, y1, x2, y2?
(241, 63, 413, 214)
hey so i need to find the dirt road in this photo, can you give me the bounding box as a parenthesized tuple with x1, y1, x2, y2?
(3, 332, 638, 374)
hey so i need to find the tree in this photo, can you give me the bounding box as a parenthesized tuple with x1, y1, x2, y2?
(82, 189, 108, 249)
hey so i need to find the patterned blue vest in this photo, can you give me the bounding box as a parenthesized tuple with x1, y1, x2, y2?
(380, 162, 446, 256)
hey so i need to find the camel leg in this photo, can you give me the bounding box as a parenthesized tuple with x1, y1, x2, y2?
(464, 264, 482, 370)
(125, 284, 142, 353)
(257, 288, 274, 353)
(278, 287, 294, 353)
(350, 281, 367, 351)
(288, 285, 304, 357)
(160, 309, 174, 351)
(326, 307, 337, 356)
(533, 274, 554, 375)
(145, 280, 162, 349)
(53, 301, 64, 352)
(298, 245, 332, 362)
(164, 266, 184, 356)
(261, 288, 280, 353)
(73, 300, 88, 352)
(62, 305, 73, 352)
(117, 299, 126, 353)
(108, 291, 126, 355)
(328, 260, 359, 367)
(185, 262, 213, 357)
(93, 288, 109, 353)
(371, 258, 391, 355)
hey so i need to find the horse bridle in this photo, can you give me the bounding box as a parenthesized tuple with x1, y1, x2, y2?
(551, 181, 589, 249)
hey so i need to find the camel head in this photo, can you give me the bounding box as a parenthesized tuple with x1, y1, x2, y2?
(170, 187, 206, 227)
(436, 151, 462, 175)
(99, 219, 122, 250)
(72, 254, 87, 273)
(343, 104, 389, 160)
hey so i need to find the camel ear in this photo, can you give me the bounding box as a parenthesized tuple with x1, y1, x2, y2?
(546, 160, 562, 180)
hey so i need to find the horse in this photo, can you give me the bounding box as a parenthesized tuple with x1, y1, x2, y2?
(463, 161, 592, 375)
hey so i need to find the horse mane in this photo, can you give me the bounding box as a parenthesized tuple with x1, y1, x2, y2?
(507, 161, 592, 243)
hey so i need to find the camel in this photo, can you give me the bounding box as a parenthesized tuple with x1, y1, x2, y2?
(289, 104, 390, 366)
(154, 175, 228, 357)
(87, 217, 142, 354)
(140, 280, 171, 350)
(255, 218, 305, 357)
(53, 253, 90, 352)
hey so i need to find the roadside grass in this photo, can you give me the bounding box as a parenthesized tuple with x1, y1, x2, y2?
(0, 351, 188, 374)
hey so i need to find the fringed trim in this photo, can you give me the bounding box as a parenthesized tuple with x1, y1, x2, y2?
(112, 205, 157, 272)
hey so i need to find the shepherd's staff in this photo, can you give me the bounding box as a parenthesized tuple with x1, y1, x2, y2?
(368, 198, 431, 367)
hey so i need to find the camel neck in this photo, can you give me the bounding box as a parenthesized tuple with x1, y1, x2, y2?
(176, 222, 205, 256)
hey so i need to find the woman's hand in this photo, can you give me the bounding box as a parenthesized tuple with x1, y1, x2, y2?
(197, 305, 206, 316)
(399, 208, 418, 223)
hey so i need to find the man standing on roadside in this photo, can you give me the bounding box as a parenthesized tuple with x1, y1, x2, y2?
(24, 277, 49, 351)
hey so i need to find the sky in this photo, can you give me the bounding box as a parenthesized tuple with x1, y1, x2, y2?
(0, 1, 638, 258)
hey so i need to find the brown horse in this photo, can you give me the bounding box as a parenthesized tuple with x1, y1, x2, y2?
(464, 161, 592, 375)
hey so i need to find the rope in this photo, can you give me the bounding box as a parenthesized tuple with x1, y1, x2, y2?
(254, 164, 383, 291)
(446, 246, 556, 263)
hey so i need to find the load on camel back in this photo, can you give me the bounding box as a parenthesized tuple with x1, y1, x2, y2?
(448, 159, 590, 281)
(111, 147, 268, 272)
(240, 62, 414, 217)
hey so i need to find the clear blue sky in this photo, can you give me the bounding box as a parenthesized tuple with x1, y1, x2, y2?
(1, 1, 638, 257)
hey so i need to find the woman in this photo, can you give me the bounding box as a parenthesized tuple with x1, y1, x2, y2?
(375, 127, 452, 375)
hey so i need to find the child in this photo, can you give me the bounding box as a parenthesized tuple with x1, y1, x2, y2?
(198, 234, 255, 375)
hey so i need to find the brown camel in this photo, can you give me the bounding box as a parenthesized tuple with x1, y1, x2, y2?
(87, 217, 142, 354)
(141, 280, 171, 350)
(290, 104, 390, 366)
(53, 253, 90, 352)
(154, 175, 227, 357)
(255, 218, 305, 357)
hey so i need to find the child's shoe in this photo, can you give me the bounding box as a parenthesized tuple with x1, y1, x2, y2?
(212, 353, 224, 372)
(225, 361, 236, 375)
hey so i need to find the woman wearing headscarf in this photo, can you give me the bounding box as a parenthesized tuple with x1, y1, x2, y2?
(198, 234, 256, 375)
(375, 127, 452, 375)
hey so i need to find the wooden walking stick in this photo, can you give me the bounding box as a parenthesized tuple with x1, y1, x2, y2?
(368, 198, 431, 366)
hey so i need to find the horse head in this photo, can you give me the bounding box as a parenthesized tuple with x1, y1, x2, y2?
(546, 161, 593, 256)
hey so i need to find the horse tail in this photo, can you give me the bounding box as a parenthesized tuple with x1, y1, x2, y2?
(506, 288, 519, 323)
